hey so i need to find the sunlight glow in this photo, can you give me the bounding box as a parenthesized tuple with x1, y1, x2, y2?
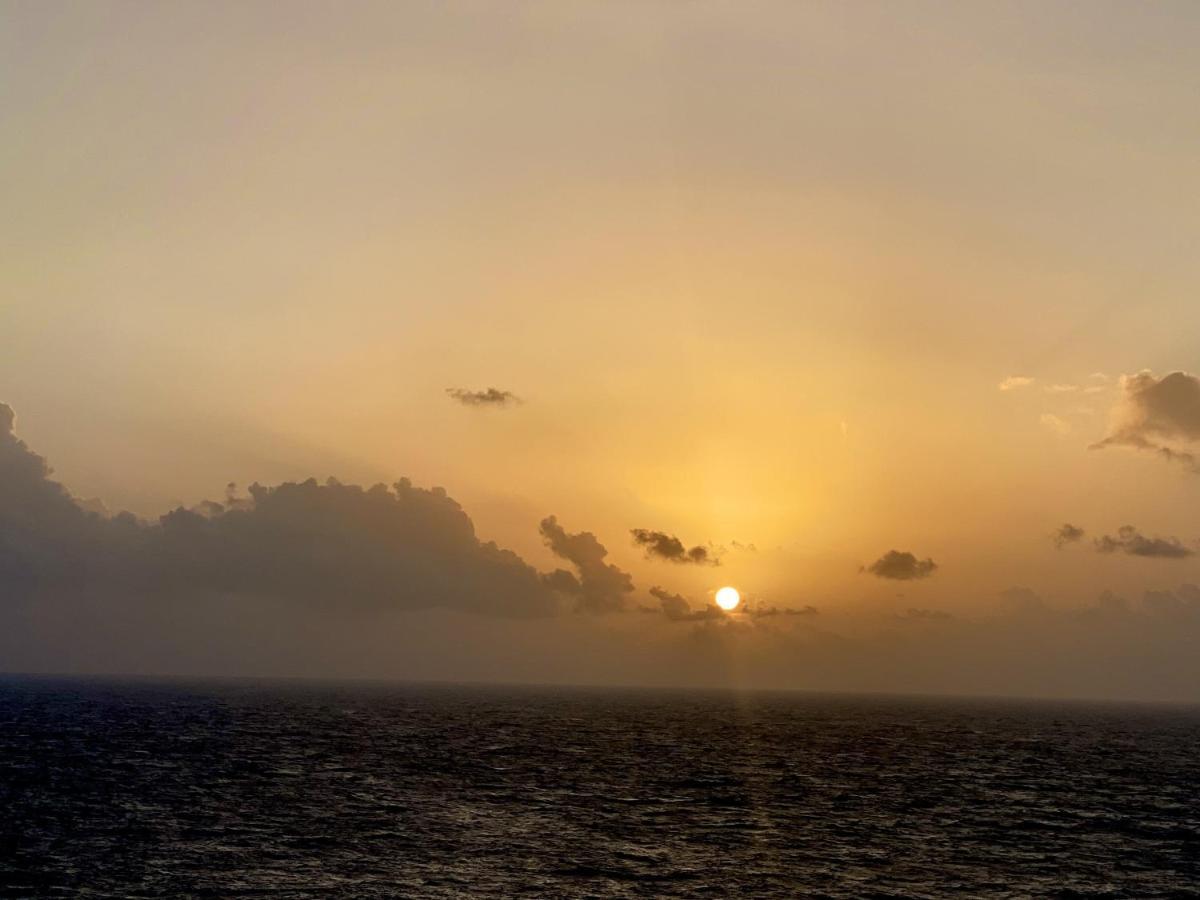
(715, 586, 741, 611)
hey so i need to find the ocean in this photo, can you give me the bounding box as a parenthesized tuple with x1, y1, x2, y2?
(2, 677, 1198, 897)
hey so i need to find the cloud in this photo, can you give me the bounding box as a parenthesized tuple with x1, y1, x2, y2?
(649, 586, 722, 621)
(539, 516, 634, 613)
(862, 550, 938, 580)
(1092, 371, 1200, 471)
(446, 387, 521, 408)
(0, 401, 583, 618)
(1094, 526, 1194, 559)
(998, 376, 1035, 392)
(0, 402, 107, 591)
(647, 586, 816, 623)
(630, 529, 718, 566)
(1044, 383, 1079, 394)
(1053, 523, 1085, 549)
(1039, 413, 1070, 435)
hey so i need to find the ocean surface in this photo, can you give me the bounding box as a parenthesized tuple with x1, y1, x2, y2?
(2, 677, 1199, 898)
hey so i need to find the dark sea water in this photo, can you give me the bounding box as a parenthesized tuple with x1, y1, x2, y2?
(2, 678, 1199, 898)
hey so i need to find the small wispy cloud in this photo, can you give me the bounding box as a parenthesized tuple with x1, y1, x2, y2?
(1053, 523, 1085, 549)
(1040, 413, 1071, 435)
(446, 387, 521, 408)
(999, 376, 1035, 392)
(1044, 383, 1079, 394)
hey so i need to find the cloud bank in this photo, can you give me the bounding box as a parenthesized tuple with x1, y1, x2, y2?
(0, 402, 566, 617)
(9, 401, 1200, 702)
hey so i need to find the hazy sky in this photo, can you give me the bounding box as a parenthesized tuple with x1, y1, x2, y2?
(4, 2, 1200, 699)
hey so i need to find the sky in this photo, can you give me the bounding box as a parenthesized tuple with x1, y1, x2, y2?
(4, 1, 1200, 700)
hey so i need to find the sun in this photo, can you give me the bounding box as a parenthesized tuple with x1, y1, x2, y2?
(715, 586, 741, 611)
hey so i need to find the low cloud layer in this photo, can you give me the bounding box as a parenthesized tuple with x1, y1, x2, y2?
(10, 400, 1200, 701)
(1092, 371, 1200, 471)
(0, 401, 593, 618)
(1094, 526, 1194, 559)
(863, 550, 938, 580)
(446, 387, 520, 408)
(630, 529, 718, 566)
(1053, 523, 1086, 549)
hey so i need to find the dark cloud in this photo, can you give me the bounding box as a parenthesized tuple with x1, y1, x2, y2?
(1092, 371, 1200, 471)
(649, 586, 722, 621)
(446, 387, 520, 408)
(539, 516, 634, 613)
(862, 550, 938, 580)
(1053, 523, 1086, 549)
(1094, 526, 1194, 559)
(630, 529, 718, 566)
(0, 403, 106, 590)
(0, 402, 582, 617)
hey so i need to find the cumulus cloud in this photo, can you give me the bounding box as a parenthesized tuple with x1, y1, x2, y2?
(998, 376, 1035, 391)
(1094, 526, 1194, 559)
(630, 529, 718, 566)
(1053, 523, 1086, 549)
(446, 387, 521, 408)
(1092, 371, 1200, 471)
(0, 401, 595, 618)
(539, 516, 634, 613)
(862, 550, 938, 580)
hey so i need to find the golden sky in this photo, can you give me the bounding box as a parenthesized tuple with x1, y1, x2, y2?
(4, 2, 1200, 697)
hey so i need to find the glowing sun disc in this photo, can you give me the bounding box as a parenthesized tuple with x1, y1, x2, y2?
(715, 586, 741, 611)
